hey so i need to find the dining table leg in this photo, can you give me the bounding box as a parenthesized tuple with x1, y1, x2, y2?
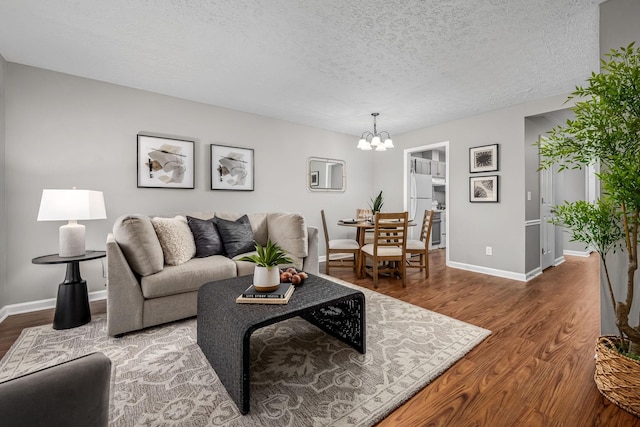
(356, 227, 365, 278)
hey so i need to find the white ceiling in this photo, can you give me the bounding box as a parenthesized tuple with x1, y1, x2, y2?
(0, 0, 604, 136)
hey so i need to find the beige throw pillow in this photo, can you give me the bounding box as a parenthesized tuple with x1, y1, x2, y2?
(267, 212, 308, 258)
(151, 216, 196, 266)
(112, 214, 164, 277)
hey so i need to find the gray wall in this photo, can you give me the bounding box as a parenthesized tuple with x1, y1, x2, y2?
(524, 110, 590, 274)
(0, 54, 6, 309)
(376, 94, 571, 277)
(599, 0, 640, 336)
(558, 167, 587, 253)
(4, 64, 374, 307)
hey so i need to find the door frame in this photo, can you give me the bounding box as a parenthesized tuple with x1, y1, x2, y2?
(403, 141, 450, 265)
(539, 135, 556, 270)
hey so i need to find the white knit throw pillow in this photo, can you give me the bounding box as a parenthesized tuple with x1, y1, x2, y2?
(151, 216, 196, 266)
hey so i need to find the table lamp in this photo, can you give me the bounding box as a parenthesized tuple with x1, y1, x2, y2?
(37, 189, 107, 257)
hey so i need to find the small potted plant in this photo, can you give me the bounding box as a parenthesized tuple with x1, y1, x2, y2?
(369, 190, 384, 221)
(239, 240, 293, 292)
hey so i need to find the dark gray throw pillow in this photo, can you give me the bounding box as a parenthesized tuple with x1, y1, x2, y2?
(187, 216, 224, 258)
(214, 214, 256, 258)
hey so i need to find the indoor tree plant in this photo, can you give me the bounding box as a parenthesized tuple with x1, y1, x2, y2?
(239, 240, 292, 292)
(538, 43, 640, 415)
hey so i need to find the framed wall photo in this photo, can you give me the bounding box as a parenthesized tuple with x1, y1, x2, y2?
(210, 144, 254, 191)
(310, 171, 319, 187)
(469, 144, 499, 173)
(137, 135, 195, 189)
(470, 175, 499, 203)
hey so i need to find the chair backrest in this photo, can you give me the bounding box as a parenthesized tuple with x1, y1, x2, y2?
(356, 208, 372, 220)
(373, 212, 409, 251)
(320, 210, 330, 245)
(419, 210, 435, 243)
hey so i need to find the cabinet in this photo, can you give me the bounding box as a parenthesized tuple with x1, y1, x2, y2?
(427, 160, 446, 179)
(429, 211, 446, 249)
(440, 211, 446, 248)
(412, 157, 431, 175)
(430, 212, 441, 249)
(412, 157, 445, 179)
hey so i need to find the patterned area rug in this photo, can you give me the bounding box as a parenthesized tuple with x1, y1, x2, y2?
(0, 276, 490, 426)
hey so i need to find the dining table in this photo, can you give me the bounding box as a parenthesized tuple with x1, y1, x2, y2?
(337, 218, 417, 277)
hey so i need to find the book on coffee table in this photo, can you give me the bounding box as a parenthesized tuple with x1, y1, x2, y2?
(236, 282, 294, 304)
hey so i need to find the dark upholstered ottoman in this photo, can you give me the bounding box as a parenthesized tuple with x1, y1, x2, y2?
(197, 274, 366, 414)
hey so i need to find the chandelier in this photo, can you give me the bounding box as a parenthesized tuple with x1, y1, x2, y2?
(357, 112, 394, 151)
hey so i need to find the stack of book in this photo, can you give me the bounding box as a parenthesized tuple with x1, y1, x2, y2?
(236, 282, 294, 304)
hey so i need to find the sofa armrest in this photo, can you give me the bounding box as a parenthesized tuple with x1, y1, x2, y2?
(303, 226, 319, 275)
(0, 352, 112, 427)
(106, 233, 145, 336)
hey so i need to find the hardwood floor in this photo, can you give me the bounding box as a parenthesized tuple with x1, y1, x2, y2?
(1, 251, 638, 426)
(331, 250, 640, 427)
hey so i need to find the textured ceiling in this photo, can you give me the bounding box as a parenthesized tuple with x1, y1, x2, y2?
(0, 0, 603, 136)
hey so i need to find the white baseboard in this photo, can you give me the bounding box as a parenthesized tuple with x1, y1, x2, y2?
(448, 261, 527, 282)
(554, 256, 566, 266)
(563, 250, 591, 258)
(526, 267, 542, 281)
(0, 290, 107, 324)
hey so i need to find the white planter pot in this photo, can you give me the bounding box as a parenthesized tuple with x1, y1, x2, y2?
(253, 266, 280, 292)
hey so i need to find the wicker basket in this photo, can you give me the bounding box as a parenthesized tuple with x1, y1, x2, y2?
(594, 336, 640, 417)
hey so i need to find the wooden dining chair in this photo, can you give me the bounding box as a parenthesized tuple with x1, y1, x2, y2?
(359, 211, 409, 288)
(320, 210, 360, 275)
(406, 210, 434, 277)
(356, 208, 372, 221)
(356, 208, 374, 244)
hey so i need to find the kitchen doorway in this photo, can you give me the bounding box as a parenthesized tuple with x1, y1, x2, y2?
(404, 141, 450, 265)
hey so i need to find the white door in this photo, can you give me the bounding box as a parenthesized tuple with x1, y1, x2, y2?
(540, 136, 555, 270)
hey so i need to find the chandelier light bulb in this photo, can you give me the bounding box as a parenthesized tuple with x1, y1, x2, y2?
(357, 112, 393, 152)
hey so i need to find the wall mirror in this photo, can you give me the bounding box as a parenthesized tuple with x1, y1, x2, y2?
(307, 157, 346, 192)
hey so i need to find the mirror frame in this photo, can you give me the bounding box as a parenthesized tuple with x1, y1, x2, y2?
(307, 157, 346, 192)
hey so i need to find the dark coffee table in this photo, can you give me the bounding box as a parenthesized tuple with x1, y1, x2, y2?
(197, 273, 366, 414)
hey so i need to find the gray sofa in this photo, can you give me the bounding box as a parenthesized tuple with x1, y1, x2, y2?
(0, 352, 112, 427)
(106, 211, 319, 336)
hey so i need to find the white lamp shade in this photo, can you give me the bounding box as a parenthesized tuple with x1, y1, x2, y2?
(370, 136, 381, 147)
(37, 189, 106, 221)
(375, 144, 387, 151)
(383, 138, 394, 148)
(360, 141, 373, 150)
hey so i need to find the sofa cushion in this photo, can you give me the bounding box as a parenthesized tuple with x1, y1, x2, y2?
(214, 212, 268, 246)
(186, 216, 224, 258)
(267, 212, 309, 258)
(214, 214, 256, 258)
(112, 214, 164, 277)
(140, 256, 237, 298)
(151, 216, 196, 266)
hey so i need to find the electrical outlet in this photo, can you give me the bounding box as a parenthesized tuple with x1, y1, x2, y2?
(486, 246, 492, 256)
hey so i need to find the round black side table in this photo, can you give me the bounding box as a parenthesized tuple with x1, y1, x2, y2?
(32, 250, 106, 330)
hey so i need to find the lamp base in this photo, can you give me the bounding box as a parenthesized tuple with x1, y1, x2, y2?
(59, 221, 85, 257)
